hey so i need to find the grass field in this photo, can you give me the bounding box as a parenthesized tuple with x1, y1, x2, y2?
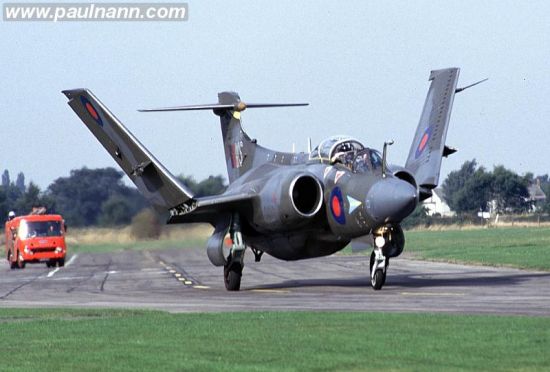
(405, 227, 550, 271)
(66, 225, 210, 254)
(0, 308, 549, 371)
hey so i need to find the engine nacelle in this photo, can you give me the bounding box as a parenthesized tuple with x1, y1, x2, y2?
(377, 224, 405, 258)
(252, 172, 323, 232)
(206, 219, 230, 267)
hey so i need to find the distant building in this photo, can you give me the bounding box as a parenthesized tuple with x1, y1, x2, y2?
(422, 188, 455, 217)
(527, 179, 546, 211)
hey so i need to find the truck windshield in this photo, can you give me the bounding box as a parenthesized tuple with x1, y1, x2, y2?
(18, 221, 63, 239)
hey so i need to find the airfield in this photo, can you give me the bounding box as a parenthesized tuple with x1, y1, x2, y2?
(2, 247, 549, 316)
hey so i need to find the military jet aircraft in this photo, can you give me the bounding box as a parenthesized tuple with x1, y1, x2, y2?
(63, 67, 484, 290)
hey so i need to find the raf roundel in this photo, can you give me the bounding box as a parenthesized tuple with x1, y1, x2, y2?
(415, 126, 432, 159)
(80, 96, 103, 127)
(329, 187, 346, 225)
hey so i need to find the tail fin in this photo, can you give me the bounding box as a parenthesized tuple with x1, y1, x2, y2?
(405, 68, 460, 191)
(216, 92, 258, 183)
(62, 89, 194, 213)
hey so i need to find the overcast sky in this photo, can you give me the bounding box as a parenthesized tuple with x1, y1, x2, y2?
(1, 1, 549, 188)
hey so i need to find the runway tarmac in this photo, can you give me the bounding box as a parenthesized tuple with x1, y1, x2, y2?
(1, 247, 550, 315)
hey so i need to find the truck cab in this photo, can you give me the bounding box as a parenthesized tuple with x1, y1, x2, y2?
(5, 214, 67, 269)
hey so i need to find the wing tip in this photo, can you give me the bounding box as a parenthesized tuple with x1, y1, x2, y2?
(429, 67, 460, 80)
(61, 88, 89, 99)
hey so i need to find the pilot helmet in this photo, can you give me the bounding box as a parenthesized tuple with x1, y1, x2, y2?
(8, 211, 15, 220)
(340, 142, 352, 152)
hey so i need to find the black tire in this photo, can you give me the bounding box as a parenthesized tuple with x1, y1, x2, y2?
(58, 259, 65, 267)
(371, 270, 385, 290)
(16, 252, 25, 269)
(224, 263, 242, 291)
(369, 251, 375, 274)
(8, 250, 17, 270)
(46, 261, 52, 268)
(370, 252, 389, 287)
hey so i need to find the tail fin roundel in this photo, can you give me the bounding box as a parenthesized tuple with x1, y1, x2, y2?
(405, 68, 460, 191)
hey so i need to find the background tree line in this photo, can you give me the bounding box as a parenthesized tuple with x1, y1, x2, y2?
(404, 159, 548, 228)
(0, 168, 227, 227)
(442, 159, 533, 214)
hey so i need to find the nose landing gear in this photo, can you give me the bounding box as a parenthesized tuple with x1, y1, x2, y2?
(370, 235, 389, 290)
(369, 224, 404, 290)
(370, 248, 388, 290)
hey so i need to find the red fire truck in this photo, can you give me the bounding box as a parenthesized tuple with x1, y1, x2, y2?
(5, 210, 67, 269)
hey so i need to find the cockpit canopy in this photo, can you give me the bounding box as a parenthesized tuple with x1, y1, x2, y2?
(309, 135, 383, 174)
(309, 136, 365, 162)
(351, 149, 383, 173)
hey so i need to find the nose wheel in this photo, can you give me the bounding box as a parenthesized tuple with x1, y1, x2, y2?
(370, 247, 388, 290)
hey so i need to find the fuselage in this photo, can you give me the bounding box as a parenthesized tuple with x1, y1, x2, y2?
(225, 151, 418, 260)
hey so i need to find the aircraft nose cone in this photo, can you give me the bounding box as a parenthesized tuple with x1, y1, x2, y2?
(365, 178, 418, 224)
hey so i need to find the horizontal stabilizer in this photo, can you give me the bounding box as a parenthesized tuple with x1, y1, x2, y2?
(139, 102, 308, 113)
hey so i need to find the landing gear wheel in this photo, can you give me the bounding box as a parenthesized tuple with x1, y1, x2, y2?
(224, 263, 242, 291)
(369, 251, 388, 290)
(371, 270, 385, 290)
(16, 252, 25, 269)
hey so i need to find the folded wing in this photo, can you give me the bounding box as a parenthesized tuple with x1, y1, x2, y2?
(405, 68, 460, 192)
(62, 89, 193, 212)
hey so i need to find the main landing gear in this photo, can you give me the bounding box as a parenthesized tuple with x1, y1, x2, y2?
(370, 236, 389, 290)
(223, 215, 246, 291)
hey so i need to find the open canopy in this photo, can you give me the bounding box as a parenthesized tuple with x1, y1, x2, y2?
(309, 136, 365, 163)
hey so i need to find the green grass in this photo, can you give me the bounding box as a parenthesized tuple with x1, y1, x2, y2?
(405, 227, 550, 271)
(69, 237, 207, 254)
(0, 308, 549, 371)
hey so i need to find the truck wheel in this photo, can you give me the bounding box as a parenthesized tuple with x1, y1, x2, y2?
(8, 251, 17, 270)
(16, 252, 25, 269)
(58, 259, 65, 267)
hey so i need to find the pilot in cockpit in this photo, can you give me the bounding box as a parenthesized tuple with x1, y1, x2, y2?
(353, 151, 371, 173)
(331, 142, 355, 169)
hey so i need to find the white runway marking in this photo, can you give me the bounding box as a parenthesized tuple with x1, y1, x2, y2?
(47, 268, 60, 278)
(46, 254, 78, 278)
(66, 254, 78, 267)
